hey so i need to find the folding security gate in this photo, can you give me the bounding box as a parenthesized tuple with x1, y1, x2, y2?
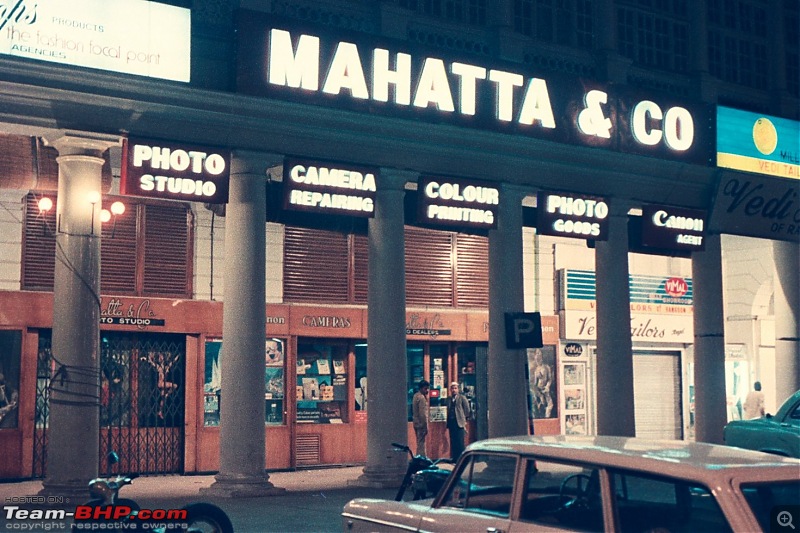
(33, 331, 186, 477)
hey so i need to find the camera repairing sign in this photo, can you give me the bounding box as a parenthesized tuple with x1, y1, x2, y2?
(282, 157, 378, 217)
(120, 137, 231, 204)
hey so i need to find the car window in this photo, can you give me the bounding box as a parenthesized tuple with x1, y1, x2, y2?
(788, 402, 800, 426)
(518, 459, 603, 532)
(741, 480, 800, 531)
(440, 453, 517, 518)
(609, 469, 732, 533)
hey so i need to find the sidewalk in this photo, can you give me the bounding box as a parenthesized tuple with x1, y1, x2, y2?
(0, 465, 367, 500)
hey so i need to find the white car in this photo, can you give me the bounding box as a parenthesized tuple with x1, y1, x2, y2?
(342, 435, 800, 532)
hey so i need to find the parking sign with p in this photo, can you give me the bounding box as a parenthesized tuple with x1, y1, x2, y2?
(505, 312, 543, 349)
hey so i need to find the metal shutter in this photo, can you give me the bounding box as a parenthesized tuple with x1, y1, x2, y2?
(405, 226, 454, 307)
(283, 227, 349, 303)
(455, 233, 488, 308)
(633, 351, 683, 439)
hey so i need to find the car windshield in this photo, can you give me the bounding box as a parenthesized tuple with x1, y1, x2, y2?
(741, 480, 800, 531)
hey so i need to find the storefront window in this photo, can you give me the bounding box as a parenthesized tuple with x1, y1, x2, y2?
(528, 346, 558, 420)
(429, 344, 449, 422)
(0, 331, 22, 429)
(354, 344, 367, 413)
(457, 344, 479, 420)
(407, 345, 425, 421)
(204, 338, 286, 426)
(296, 341, 348, 424)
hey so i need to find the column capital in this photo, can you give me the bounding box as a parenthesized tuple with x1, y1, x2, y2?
(378, 168, 417, 191)
(231, 151, 283, 176)
(500, 182, 532, 204)
(43, 131, 122, 157)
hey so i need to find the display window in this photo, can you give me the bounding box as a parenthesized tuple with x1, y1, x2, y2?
(456, 344, 481, 420)
(296, 340, 348, 424)
(354, 343, 367, 413)
(0, 330, 21, 429)
(407, 344, 425, 421)
(528, 346, 558, 420)
(204, 337, 287, 426)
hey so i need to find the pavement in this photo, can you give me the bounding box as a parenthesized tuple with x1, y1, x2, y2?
(0, 466, 398, 532)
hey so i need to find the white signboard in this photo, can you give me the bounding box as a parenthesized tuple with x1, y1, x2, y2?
(1, 0, 190, 82)
(563, 310, 693, 343)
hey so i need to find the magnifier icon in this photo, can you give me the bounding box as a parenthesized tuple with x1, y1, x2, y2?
(778, 511, 795, 530)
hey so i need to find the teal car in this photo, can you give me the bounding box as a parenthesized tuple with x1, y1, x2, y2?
(724, 389, 800, 458)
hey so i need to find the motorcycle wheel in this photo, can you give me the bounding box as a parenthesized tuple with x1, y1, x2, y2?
(181, 502, 234, 533)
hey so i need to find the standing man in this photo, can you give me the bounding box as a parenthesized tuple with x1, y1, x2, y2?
(412, 380, 430, 457)
(447, 382, 471, 460)
(743, 381, 766, 419)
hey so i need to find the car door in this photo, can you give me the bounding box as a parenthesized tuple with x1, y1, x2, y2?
(418, 452, 517, 533)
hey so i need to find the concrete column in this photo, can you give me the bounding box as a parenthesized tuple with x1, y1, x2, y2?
(40, 132, 121, 498)
(357, 169, 413, 487)
(692, 233, 727, 444)
(204, 153, 284, 497)
(488, 184, 528, 437)
(773, 240, 800, 403)
(595, 200, 636, 437)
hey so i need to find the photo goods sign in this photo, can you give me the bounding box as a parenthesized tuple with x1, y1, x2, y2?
(1, 0, 191, 82)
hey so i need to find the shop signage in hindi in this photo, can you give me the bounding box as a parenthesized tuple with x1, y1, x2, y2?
(0, 0, 190, 82)
(536, 192, 609, 240)
(120, 137, 231, 204)
(417, 176, 499, 229)
(282, 157, 377, 217)
(406, 313, 451, 337)
(236, 13, 712, 165)
(641, 204, 706, 251)
(716, 107, 799, 181)
(709, 173, 800, 242)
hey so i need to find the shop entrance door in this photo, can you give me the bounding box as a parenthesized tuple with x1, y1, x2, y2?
(33, 331, 186, 477)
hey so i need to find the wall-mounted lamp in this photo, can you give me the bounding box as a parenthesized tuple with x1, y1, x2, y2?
(36, 195, 126, 238)
(101, 201, 126, 238)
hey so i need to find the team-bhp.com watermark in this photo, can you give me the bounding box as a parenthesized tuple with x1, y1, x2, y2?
(4, 498, 188, 531)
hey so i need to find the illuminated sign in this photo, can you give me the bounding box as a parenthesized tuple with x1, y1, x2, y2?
(1, 0, 190, 82)
(120, 138, 231, 204)
(641, 204, 706, 251)
(717, 107, 799, 181)
(236, 13, 712, 165)
(709, 173, 800, 242)
(417, 176, 499, 229)
(536, 191, 609, 240)
(282, 157, 377, 217)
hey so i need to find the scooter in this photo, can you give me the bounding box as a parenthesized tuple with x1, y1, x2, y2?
(392, 442, 455, 501)
(81, 452, 234, 533)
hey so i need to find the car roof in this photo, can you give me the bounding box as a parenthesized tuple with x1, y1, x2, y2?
(465, 435, 800, 482)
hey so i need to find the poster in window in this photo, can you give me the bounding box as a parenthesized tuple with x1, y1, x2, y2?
(266, 338, 284, 366)
(565, 414, 587, 435)
(528, 346, 557, 420)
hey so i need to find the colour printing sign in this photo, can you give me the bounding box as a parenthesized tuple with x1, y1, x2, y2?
(536, 191, 609, 240)
(641, 204, 706, 251)
(282, 157, 377, 217)
(717, 107, 799, 181)
(417, 176, 499, 229)
(236, 12, 713, 165)
(0, 0, 191, 82)
(120, 138, 231, 204)
(560, 269, 692, 343)
(709, 173, 800, 242)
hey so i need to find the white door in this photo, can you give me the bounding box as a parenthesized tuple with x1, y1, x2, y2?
(633, 351, 683, 439)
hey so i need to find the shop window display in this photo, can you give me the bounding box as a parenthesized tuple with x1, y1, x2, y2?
(407, 344, 425, 421)
(0, 331, 22, 429)
(456, 344, 479, 419)
(204, 338, 286, 426)
(296, 341, 348, 424)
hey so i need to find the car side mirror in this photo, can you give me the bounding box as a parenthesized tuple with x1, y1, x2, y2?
(107, 451, 120, 466)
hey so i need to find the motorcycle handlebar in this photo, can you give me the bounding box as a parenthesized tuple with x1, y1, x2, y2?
(391, 442, 414, 457)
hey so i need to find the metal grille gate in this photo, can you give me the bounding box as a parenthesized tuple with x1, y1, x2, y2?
(33, 331, 186, 477)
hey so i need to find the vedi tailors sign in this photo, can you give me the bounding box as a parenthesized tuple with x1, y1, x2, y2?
(120, 137, 231, 204)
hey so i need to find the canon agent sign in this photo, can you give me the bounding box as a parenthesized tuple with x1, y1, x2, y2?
(121, 138, 231, 204)
(536, 191, 609, 240)
(641, 204, 706, 251)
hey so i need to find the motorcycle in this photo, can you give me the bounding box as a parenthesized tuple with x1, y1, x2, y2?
(81, 452, 234, 533)
(392, 442, 455, 501)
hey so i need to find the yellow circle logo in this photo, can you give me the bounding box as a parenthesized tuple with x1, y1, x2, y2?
(752, 118, 778, 155)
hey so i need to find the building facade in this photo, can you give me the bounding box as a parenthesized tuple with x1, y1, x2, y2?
(0, 0, 797, 490)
